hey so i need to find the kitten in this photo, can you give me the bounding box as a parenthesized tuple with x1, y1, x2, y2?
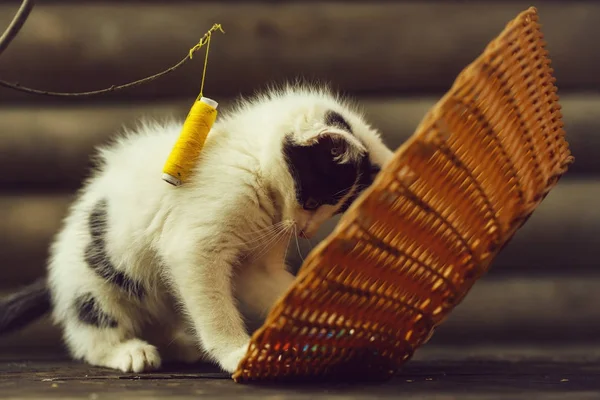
(0, 83, 394, 374)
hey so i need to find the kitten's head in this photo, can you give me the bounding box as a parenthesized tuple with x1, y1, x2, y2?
(281, 115, 381, 239)
(238, 84, 393, 238)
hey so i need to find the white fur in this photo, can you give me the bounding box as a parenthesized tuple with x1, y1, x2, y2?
(46, 84, 394, 374)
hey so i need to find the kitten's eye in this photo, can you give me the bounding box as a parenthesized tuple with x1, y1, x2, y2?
(303, 198, 320, 210)
(331, 146, 343, 157)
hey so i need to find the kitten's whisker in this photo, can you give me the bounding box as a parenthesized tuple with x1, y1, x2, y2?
(283, 228, 293, 264)
(243, 221, 291, 245)
(243, 226, 285, 246)
(306, 237, 315, 253)
(293, 225, 305, 263)
(331, 185, 355, 198)
(245, 225, 286, 250)
(246, 221, 288, 235)
(331, 183, 365, 202)
(243, 222, 286, 240)
(251, 225, 293, 261)
(354, 183, 370, 191)
(243, 219, 295, 243)
(247, 223, 291, 254)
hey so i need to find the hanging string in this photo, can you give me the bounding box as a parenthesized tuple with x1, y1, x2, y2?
(200, 31, 212, 98)
(0, 23, 225, 97)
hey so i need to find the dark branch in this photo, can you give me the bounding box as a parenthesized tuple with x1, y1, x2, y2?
(0, 0, 34, 57)
(0, 23, 224, 97)
(0, 54, 189, 97)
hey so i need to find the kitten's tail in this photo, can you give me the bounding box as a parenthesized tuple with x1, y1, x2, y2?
(0, 277, 51, 335)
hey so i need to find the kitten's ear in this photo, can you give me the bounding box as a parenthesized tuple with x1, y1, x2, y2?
(363, 127, 394, 167)
(302, 130, 342, 146)
(316, 131, 366, 163)
(316, 131, 348, 144)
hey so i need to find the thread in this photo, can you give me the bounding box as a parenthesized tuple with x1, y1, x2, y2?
(162, 97, 218, 186)
(199, 27, 212, 98)
(162, 25, 222, 186)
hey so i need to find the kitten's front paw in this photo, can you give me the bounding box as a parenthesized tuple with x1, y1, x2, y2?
(219, 342, 249, 373)
(107, 339, 162, 373)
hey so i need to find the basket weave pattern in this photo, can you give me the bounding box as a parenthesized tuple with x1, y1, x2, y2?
(233, 7, 573, 382)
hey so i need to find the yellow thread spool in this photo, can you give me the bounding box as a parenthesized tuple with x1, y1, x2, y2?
(162, 97, 218, 186)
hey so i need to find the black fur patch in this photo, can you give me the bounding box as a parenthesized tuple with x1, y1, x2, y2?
(325, 110, 353, 133)
(283, 134, 375, 213)
(338, 163, 381, 214)
(84, 199, 145, 298)
(74, 293, 118, 328)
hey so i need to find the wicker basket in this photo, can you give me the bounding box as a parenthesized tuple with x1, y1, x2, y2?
(232, 6, 574, 383)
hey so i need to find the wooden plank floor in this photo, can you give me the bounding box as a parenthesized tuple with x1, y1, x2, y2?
(1, 346, 599, 399)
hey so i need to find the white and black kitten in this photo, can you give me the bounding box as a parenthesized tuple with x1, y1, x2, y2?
(0, 84, 394, 374)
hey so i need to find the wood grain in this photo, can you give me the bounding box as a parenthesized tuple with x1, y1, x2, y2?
(431, 276, 600, 344)
(2, 275, 600, 352)
(0, 102, 189, 190)
(1, 179, 599, 289)
(0, 2, 598, 102)
(0, 194, 72, 287)
(1, 353, 600, 398)
(1, 94, 598, 191)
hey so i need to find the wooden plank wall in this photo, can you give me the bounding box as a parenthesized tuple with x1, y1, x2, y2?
(1, 0, 599, 351)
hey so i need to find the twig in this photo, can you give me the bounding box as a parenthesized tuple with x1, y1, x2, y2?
(0, 0, 34, 57)
(0, 23, 224, 97)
